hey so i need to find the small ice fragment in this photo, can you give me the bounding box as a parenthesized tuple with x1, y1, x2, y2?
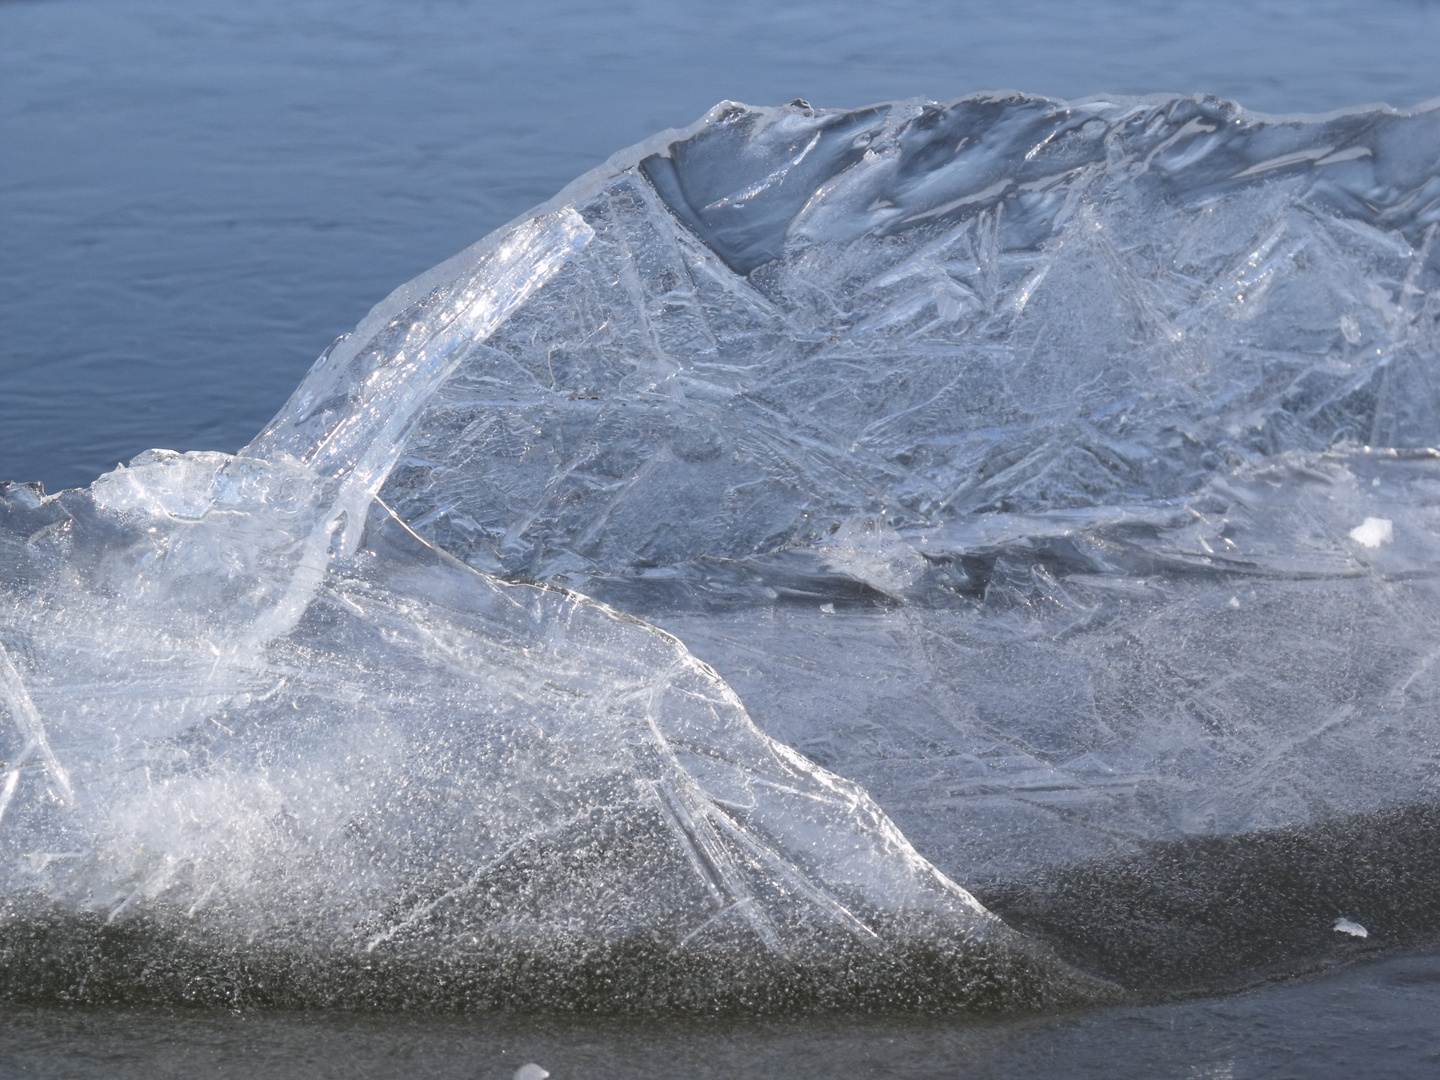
(1333, 917, 1368, 938)
(1228, 597, 1240, 609)
(515, 1065, 550, 1080)
(1348, 517, 1392, 548)
(820, 603, 835, 614)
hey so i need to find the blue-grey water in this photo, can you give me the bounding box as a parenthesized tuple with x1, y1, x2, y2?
(5, 1, 1440, 1076)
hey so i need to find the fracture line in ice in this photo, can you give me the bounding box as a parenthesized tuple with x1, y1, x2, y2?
(233, 210, 593, 667)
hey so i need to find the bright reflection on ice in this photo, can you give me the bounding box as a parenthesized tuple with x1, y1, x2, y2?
(1349, 516, 1393, 547)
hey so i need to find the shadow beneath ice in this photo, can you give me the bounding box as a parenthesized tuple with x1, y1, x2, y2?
(978, 800, 1440, 996)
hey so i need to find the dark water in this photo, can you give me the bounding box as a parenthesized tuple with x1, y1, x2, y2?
(5, 0, 1440, 1075)
(2, 948, 1439, 1078)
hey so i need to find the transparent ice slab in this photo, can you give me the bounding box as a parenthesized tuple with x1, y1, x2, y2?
(372, 95, 1440, 580)
(4, 92, 1440, 1006)
(0, 208, 1085, 1012)
(359, 94, 1440, 985)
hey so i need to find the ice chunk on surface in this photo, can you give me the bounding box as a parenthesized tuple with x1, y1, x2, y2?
(354, 95, 1440, 987)
(2, 455, 1079, 1010)
(0, 186, 1093, 1013)
(1348, 515, 1393, 546)
(378, 95, 1440, 583)
(4, 91, 1440, 1007)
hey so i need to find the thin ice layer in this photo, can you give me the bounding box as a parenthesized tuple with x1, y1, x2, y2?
(380, 94, 1440, 581)
(639, 448, 1440, 885)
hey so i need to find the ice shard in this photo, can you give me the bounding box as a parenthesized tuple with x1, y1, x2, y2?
(3, 92, 1440, 1008)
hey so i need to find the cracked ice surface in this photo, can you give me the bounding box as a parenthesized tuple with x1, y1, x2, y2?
(4, 92, 1440, 1006)
(367, 95, 1440, 892)
(0, 206, 1074, 1012)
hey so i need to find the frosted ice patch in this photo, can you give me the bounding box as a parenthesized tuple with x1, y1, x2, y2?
(1349, 517, 1393, 547)
(1333, 918, 1369, 938)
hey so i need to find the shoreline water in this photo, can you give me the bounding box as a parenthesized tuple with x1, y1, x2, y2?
(3, 945, 1439, 1078)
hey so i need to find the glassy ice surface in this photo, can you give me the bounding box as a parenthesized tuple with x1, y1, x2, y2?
(3, 93, 1440, 1014)
(372, 95, 1440, 982)
(0, 207, 1087, 1013)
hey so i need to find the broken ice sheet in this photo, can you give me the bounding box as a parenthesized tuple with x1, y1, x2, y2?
(0, 206, 1086, 1013)
(3, 454, 1076, 1010)
(4, 91, 1440, 1007)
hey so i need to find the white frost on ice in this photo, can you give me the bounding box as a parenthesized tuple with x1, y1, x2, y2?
(1349, 517, 1393, 548)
